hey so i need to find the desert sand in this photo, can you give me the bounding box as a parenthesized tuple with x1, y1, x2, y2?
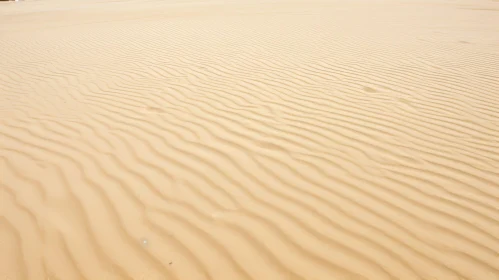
(1, 0, 499, 279)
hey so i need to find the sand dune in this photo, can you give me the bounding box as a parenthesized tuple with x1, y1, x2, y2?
(1, 0, 499, 279)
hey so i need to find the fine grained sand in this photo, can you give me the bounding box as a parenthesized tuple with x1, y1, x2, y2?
(1, 0, 499, 279)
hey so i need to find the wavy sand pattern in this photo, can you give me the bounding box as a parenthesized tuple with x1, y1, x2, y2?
(1, 0, 499, 279)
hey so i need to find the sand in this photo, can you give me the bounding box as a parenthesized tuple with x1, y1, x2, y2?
(1, 0, 499, 279)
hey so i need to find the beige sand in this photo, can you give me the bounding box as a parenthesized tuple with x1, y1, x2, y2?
(1, 0, 499, 279)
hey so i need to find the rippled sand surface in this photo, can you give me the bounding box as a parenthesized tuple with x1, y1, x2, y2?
(1, 0, 499, 279)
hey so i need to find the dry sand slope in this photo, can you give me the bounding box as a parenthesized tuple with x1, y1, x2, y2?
(1, 0, 499, 279)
